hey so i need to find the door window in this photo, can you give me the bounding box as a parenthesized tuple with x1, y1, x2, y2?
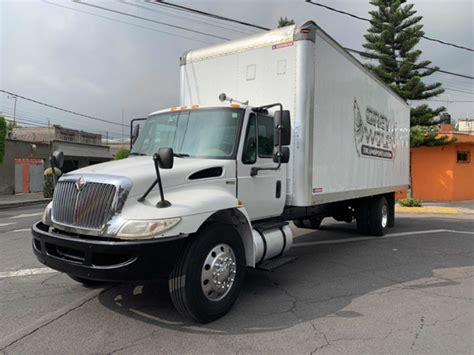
(242, 114, 257, 164)
(242, 113, 274, 164)
(257, 115, 274, 158)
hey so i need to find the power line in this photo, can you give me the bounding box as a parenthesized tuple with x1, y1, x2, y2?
(72, 0, 230, 41)
(442, 88, 474, 95)
(0, 105, 125, 135)
(346, 48, 474, 80)
(148, 0, 270, 31)
(43, 0, 213, 45)
(146, 2, 473, 81)
(426, 99, 474, 103)
(12, 120, 45, 128)
(431, 73, 474, 91)
(121, 0, 256, 36)
(305, 0, 474, 52)
(0, 89, 127, 127)
(1, 107, 125, 137)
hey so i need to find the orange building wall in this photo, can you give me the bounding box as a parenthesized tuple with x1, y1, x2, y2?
(411, 142, 474, 201)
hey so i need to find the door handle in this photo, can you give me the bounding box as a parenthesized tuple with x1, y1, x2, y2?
(276, 180, 282, 198)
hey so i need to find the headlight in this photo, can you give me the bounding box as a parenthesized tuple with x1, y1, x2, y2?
(117, 218, 181, 239)
(41, 202, 53, 226)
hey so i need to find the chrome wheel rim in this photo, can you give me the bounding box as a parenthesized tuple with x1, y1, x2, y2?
(201, 243, 237, 302)
(381, 204, 388, 228)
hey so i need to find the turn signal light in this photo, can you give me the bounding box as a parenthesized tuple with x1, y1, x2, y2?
(230, 103, 241, 108)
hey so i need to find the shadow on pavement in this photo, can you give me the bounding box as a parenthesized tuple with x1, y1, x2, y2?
(98, 226, 473, 335)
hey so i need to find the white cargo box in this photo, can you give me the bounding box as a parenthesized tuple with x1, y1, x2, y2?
(180, 21, 410, 207)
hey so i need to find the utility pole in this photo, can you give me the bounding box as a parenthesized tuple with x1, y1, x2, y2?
(121, 107, 125, 142)
(7, 95, 17, 123)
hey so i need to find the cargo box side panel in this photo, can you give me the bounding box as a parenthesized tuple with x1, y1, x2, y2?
(181, 42, 298, 199)
(311, 31, 410, 204)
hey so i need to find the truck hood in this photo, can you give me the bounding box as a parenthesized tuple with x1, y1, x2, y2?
(67, 156, 232, 197)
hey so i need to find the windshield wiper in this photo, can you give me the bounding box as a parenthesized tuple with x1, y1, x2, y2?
(129, 152, 146, 156)
(173, 153, 190, 158)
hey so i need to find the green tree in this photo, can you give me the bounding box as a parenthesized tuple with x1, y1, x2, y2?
(114, 148, 130, 160)
(7, 120, 18, 131)
(362, 0, 452, 147)
(0, 116, 6, 163)
(278, 17, 295, 28)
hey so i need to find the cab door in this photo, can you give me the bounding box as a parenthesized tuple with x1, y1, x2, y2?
(237, 111, 287, 220)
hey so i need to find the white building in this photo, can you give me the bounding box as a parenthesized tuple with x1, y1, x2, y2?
(458, 119, 474, 133)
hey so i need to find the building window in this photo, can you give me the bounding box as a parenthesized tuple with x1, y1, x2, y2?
(457, 151, 470, 163)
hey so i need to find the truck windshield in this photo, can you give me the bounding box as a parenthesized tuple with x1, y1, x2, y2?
(130, 108, 243, 159)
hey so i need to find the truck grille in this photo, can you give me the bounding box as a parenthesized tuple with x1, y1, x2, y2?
(52, 180, 117, 231)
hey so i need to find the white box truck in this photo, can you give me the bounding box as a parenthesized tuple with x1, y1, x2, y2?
(32, 21, 409, 323)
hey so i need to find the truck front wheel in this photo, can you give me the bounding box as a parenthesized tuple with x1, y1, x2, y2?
(169, 223, 246, 323)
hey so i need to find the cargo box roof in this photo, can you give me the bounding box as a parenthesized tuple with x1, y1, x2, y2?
(181, 21, 408, 106)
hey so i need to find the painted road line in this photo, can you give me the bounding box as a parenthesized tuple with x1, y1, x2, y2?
(0, 268, 57, 279)
(12, 228, 31, 233)
(293, 229, 471, 248)
(0, 222, 17, 227)
(9, 212, 42, 219)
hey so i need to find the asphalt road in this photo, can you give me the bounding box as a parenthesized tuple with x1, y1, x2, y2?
(0, 204, 473, 354)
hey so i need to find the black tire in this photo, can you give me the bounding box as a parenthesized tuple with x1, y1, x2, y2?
(309, 216, 323, 229)
(293, 217, 323, 229)
(368, 196, 389, 236)
(68, 275, 106, 287)
(387, 193, 395, 228)
(356, 199, 370, 235)
(293, 219, 306, 228)
(169, 223, 246, 323)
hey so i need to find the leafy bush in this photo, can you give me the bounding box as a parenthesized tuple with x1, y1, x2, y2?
(44, 167, 62, 176)
(115, 148, 130, 160)
(398, 198, 422, 207)
(43, 167, 62, 198)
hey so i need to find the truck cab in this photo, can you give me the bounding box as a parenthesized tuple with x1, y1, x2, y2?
(33, 102, 293, 323)
(130, 104, 288, 220)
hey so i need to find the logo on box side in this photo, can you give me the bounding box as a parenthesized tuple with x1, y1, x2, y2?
(353, 98, 396, 160)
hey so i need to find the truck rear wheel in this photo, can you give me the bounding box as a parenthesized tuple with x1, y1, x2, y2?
(169, 223, 246, 323)
(368, 196, 389, 236)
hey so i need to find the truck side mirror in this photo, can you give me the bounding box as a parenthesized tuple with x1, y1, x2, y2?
(273, 146, 290, 164)
(52, 150, 64, 169)
(131, 125, 140, 146)
(157, 147, 174, 169)
(274, 110, 291, 146)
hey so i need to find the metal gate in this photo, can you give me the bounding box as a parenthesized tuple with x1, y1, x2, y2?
(14, 158, 44, 193)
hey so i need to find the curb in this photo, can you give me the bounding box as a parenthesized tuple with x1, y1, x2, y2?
(395, 205, 464, 214)
(0, 199, 51, 210)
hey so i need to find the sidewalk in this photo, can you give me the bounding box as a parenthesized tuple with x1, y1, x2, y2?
(0, 193, 51, 210)
(396, 200, 474, 214)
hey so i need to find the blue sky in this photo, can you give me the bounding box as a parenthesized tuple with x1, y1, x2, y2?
(1, 0, 473, 137)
